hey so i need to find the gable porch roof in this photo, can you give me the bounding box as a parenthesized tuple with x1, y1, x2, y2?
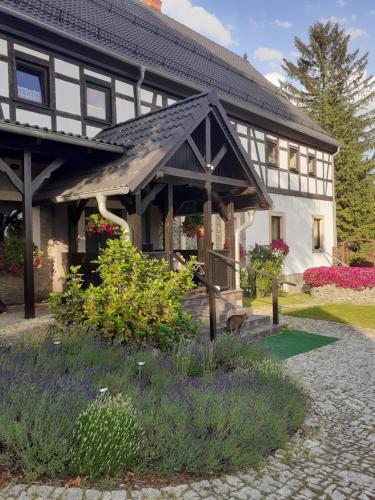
(39, 91, 272, 210)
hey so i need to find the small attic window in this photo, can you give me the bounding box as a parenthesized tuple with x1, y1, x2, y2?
(85, 81, 111, 123)
(266, 140, 278, 167)
(16, 60, 48, 106)
(289, 146, 299, 171)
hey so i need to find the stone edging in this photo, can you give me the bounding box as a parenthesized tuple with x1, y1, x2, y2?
(310, 284, 375, 304)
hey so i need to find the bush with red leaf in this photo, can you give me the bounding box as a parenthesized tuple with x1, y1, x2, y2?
(303, 266, 375, 290)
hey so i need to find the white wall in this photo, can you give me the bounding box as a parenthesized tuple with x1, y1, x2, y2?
(245, 193, 335, 275)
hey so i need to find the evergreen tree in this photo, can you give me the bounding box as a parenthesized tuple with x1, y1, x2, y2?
(282, 21, 375, 244)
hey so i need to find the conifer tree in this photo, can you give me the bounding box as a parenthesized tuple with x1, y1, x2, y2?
(282, 21, 375, 244)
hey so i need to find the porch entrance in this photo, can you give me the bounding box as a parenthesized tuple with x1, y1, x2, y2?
(1, 90, 271, 329)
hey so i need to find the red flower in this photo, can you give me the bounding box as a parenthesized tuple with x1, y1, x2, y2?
(304, 266, 375, 290)
(271, 239, 290, 256)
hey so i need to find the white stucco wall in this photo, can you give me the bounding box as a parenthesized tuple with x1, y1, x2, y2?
(245, 193, 335, 276)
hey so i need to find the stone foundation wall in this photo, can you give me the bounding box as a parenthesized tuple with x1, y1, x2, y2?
(311, 284, 375, 304)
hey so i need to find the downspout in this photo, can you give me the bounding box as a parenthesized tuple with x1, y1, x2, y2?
(234, 210, 255, 290)
(135, 65, 146, 117)
(96, 193, 130, 239)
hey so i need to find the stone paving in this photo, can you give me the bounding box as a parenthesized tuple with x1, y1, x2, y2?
(0, 304, 52, 342)
(1, 316, 374, 499)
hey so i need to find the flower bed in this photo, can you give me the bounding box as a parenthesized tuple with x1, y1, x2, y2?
(303, 266, 375, 290)
(0, 330, 307, 485)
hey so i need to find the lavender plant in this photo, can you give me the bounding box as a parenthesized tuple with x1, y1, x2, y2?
(0, 329, 307, 482)
(71, 393, 143, 478)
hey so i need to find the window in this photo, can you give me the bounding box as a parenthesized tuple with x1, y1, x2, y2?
(308, 154, 316, 176)
(271, 215, 282, 240)
(266, 140, 278, 166)
(15, 60, 48, 105)
(85, 82, 111, 122)
(313, 218, 323, 250)
(289, 146, 299, 171)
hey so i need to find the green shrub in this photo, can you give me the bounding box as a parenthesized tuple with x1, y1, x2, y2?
(248, 245, 285, 297)
(49, 266, 86, 329)
(50, 234, 198, 349)
(0, 330, 307, 482)
(71, 394, 143, 478)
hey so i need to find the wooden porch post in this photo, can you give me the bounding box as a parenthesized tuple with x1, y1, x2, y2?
(164, 184, 174, 269)
(22, 150, 35, 319)
(225, 200, 235, 289)
(129, 191, 142, 249)
(204, 183, 216, 340)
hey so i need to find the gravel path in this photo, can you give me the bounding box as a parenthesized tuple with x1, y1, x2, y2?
(1, 316, 374, 499)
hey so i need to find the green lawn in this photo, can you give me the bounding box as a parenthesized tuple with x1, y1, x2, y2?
(262, 330, 338, 359)
(285, 304, 375, 330)
(244, 293, 375, 330)
(244, 292, 313, 309)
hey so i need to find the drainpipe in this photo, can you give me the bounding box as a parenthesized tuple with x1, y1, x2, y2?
(234, 210, 255, 290)
(96, 193, 130, 239)
(135, 65, 146, 117)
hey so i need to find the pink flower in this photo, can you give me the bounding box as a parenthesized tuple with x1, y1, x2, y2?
(271, 239, 290, 256)
(304, 266, 375, 290)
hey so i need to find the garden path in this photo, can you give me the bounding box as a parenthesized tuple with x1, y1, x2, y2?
(1, 316, 374, 499)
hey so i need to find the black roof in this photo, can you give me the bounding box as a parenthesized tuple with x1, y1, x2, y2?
(0, 118, 124, 151)
(1, 0, 338, 149)
(40, 91, 271, 209)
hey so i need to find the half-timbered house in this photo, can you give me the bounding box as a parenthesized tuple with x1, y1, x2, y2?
(0, 0, 339, 320)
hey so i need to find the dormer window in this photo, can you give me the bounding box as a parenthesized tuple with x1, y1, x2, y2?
(15, 60, 48, 106)
(266, 140, 278, 167)
(289, 146, 299, 171)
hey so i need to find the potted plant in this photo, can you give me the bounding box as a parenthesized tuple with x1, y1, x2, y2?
(85, 214, 120, 238)
(181, 215, 204, 239)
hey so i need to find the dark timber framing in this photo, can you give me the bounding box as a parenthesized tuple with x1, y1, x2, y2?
(0, 123, 124, 319)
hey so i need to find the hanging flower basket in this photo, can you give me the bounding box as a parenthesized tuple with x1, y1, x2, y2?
(0, 237, 44, 275)
(85, 214, 120, 238)
(181, 215, 205, 239)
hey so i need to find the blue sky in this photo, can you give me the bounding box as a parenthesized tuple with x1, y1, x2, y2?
(163, 0, 375, 86)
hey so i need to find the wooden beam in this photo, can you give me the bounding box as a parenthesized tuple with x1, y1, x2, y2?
(31, 158, 66, 194)
(224, 200, 235, 290)
(187, 136, 206, 170)
(68, 199, 88, 227)
(164, 184, 174, 270)
(22, 150, 35, 319)
(212, 144, 228, 169)
(205, 115, 212, 165)
(140, 183, 165, 215)
(163, 167, 250, 188)
(0, 157, 23, 193)
(203, 182, 216, 341)
(212, 191, 229, 221)
(130, 191, 142, 250)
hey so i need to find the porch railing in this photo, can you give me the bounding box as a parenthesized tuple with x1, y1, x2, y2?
(206, 250, 296, 340)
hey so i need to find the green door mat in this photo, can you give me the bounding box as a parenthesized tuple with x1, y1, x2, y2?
(262, 330, 338, 359)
